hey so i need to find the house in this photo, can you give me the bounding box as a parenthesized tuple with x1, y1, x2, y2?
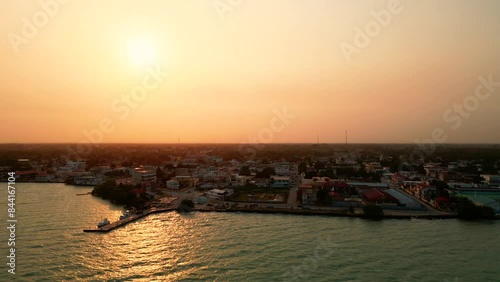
(271, 176, 290, 188)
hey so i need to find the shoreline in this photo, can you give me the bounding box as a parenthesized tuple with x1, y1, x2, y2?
(195, 207, 463, 220)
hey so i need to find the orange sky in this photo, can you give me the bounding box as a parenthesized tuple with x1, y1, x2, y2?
(1, 0, 499, 144)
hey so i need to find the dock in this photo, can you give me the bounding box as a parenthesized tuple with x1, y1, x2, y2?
(83, 207, 175, 233)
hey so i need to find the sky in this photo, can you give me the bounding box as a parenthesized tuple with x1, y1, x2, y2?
(1, 0, 499, 144)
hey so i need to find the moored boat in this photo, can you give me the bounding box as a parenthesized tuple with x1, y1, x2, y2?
(119, 210, 132, 220)
(97, 218, 110, 228)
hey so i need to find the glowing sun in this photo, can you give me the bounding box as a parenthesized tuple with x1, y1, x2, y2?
(128, 37, 157, 66)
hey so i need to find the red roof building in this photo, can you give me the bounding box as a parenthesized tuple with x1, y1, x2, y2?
(362, 189, 399, 204)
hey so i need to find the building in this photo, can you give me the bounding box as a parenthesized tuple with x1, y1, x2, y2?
(175, 176, 198, 188)
(465, 195, 500, 214)
(132, 167, 157, 184)
(274, 164, 290, 176)
(481, 175, 500, 188)
(166, 180, 180, 190)
(206, 189, 233, 200)
(230, 174, 247, 187)
(362, 189, 399, 205)
(271, 176, 290, 188)
(74, 175, 103, 186)
(365, 162, 383, 173)
(14, 170, 39, 181)
(298, 184, 318, 204)
(384, 189, 422, 209)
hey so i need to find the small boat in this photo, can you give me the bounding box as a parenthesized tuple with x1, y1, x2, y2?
(97, 218, 110, 228)
(76, 192, 91, 196)
(119, 210, 132, 220)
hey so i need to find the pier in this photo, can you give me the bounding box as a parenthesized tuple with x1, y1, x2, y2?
(83, 207, 175, 233)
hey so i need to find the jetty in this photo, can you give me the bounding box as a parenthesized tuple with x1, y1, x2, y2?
(83, 207, 175, 233)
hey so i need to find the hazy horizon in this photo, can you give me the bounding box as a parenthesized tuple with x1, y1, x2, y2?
(2, 0, 500, 144)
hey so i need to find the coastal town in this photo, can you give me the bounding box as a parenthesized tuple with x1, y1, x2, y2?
(1, 143, 499, 229)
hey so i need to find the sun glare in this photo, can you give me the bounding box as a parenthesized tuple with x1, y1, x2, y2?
(128, 37, 157, 66)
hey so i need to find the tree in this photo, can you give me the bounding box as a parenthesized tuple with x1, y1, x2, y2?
(298, 162, 307, 174)
(417, 164, 427, 176)
(177, 199, 195, 213)
(256, 167, 276, 178)
(304, 170, 318, 179)
(314, 161, 325, 170)
(269, 178, 275, 194)
(358, 166, 368, 177)
(362, 205, 384, 220)
(156, 167, 166, 184)
(456, 197, 496, 220)
(239, 166, 251, 176)
(472, 175, 485, 185)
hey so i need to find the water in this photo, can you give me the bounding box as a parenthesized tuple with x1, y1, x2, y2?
(1, 183, 499, 281)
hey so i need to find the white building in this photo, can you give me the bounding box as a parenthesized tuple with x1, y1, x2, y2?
(132, 167, 157, 184)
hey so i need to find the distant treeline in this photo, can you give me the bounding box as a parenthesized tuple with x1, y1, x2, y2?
(0, 143, 499, 168)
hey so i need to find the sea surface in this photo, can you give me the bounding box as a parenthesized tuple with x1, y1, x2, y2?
(1, 183, 500, 281)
